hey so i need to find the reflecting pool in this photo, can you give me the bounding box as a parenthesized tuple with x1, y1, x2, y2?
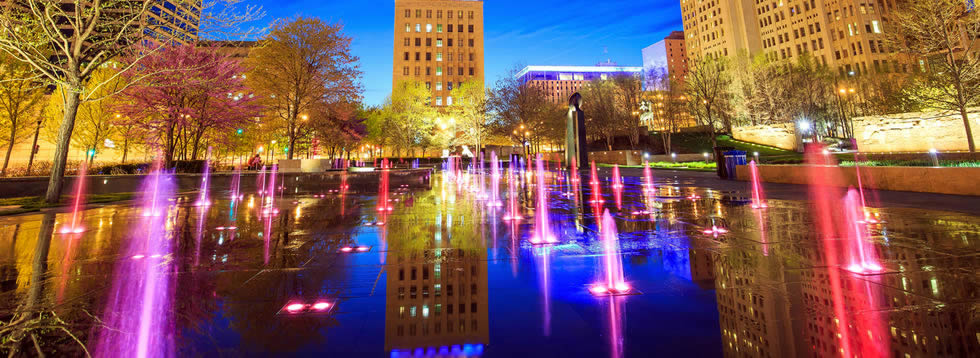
(0, 166, 978, 357)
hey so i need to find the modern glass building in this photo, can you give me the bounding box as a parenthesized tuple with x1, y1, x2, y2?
(515, 64, 642, 104)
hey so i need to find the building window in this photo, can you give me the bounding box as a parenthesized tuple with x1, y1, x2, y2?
(448, 53, 453, 61)
(468, 53, 474, 61)
(446, 96, 453, 105)
(468, 39, 474, 47)
(457, 24, 463, 33)
(415, 24, 421, 32)
(415, 52, 420, 61)
(437, 10, 442, 18)
(416, 9, 421, 17)
(405, 24, 410, 32)
(437, 39, 443, 47)
(426, 52, 431, 61)
(426, 67, 431, 75)
(415, 67, 420, 75)
(415, 38, 421, 46)
(468, 67, 474, 76)
(468, 25, 474, 33)
(436, 52, 442, 61)
(426, 38, 432, 46)
(435, 96, 442, 106)
(436, 66, 443, 76)
(426, 10, 432, 18)
(458, 11, 462, 18)
(468, 11, 473, 19)
(436, 82, 442, 90)
(437, 24, 443, 33)
(448, 24, 454, 33)
(448, 10, 453, 19)
(447, 82, 453, 90)
(448, 39, 453, 47)
(425, 82, 431, 89)
(403, 52, 409, 60)
(448, 66, 453, 75)
(404, 9, 410, 18)
(403, 66, 409, 75)
(404, 37, 410, 46)
(458, 67, 464, 76)
(426, 24, 432, 32)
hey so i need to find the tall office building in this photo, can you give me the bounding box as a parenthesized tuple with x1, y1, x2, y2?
(680, 0, 762, 59)
(642, 31, 689, 88)
(393, 0, 484, 108)
(681, 0, 908, 79)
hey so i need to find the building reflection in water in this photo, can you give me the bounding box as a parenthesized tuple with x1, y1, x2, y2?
(385, 176, 489, 357)
(711, 202, 980, 357)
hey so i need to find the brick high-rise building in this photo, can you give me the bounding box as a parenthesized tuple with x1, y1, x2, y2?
(664, 31, 689, 83)
(392, 0, 484, 108)
(681, 0, 909, 79)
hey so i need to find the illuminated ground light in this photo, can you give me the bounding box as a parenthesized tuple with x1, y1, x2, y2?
(339, 245, 372, 253)
(130, 254, 164, 260)
(59, 226, 86, 234)
(750, 203, 769, 209)
(377, 206, 394, 211)
(363, 221, 385, 226)
(277, 300, 336, 315)
(502, 215, 522, 221)
(529, 236, 558, 245)
(262, 207, 280, 216)
(194, 200, 212, 207)
(588, 283, 640, 297)
(391, 344, 484, 358)
(487, 200, 503, 207)
(703, 226, 729, 237)
(845, 262, 884, 275)
(630, 210, 652, 216)
(687, 194, 701, 200)
(215, 226, 238, 231)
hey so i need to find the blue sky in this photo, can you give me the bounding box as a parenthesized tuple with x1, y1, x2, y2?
(255, 0, 682, 106)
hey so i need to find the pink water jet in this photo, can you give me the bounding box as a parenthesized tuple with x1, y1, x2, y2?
(843, 188, 883, 274)
(262, 164, 279, 216)
(194, 147, 213, 206)
(257, 165, 267, 196)
(503, 165, 522, 221)
(230, 164, 243, 201)
(642, 161, 655, 194)
(589, 210, 631, 296)
(95, 163, 176, 358)
(60, 161, 87, 234)
(488, 151, 503, 207)
(530, 154, 557, 244)
(377, 159, 393, 212)
(588, 160, 600, 185)
(611, 164, 623, 209)
(748, 160, 768, 209)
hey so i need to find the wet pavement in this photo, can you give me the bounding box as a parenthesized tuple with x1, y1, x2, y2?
(0, 166, 978, 357)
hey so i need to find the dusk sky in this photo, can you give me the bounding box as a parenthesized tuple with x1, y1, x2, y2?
(255, 0, 683, 106)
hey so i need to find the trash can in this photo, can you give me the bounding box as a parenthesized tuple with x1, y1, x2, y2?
(723, 150, 747, 180)
(713, 146, 735, 178)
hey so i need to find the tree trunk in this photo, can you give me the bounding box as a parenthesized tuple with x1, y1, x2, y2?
(44, 91, 82, 203)
(26, 120, 41, 176)
(958, 106, 976, 152)
(121, 137, 130, 164)
(2, 124, 16, 176)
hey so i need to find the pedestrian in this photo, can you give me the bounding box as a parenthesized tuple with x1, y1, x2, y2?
(248, 154, 262, 170)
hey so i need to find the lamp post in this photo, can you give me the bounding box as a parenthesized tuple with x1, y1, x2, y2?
(26, 118, 42, 176)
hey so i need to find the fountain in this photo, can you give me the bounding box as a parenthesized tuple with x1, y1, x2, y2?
(194, 147, 212, 206)
(589, 209, 631, 296)
(488, 151, 502, 207)
(530, 154, 557, 245)
(843, 188, 883, 273)
(60, 161, 87, 234)
(257, 165, 267, 195)
(95, 164, 176, 358)
(503, 164, 522, 221)
(230, 164, 243, 201)
(377, 159, 393, 212)
(748, 160, 768, 209)
(611, 164, 623, 209)
(642, 161, 655, 194)
(262, 164, 279, 216)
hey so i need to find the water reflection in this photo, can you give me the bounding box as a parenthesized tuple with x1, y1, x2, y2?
(0, 167, 975, 356)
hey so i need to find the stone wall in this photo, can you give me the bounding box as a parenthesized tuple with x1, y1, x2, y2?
(589, 150, 708, 165)
(732, 123, 797, 150)
(735, 164, 980, 196)
(853, 110, 980, 152)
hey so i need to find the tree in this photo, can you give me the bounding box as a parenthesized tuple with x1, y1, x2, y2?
(889, 0, 980, 151)
(47, 66, 126, 163)
(646, 69, 686, 154)
(686, 56, 731, 148)
(245, 17, 362, 160)
(0, 54, 45, 176)
(612, 74, 643, 148)
(449, 80, 489, 151)
(0, 0, 261, 202)
(118, 45, 261, 167)
(581, 78, 621, 150)
(384, 80, 435, 156)
(487, 67, 552, 156)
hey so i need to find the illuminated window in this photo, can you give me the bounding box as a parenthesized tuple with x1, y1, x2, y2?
(437, 24, 443, 33)
(447, 96, 452, 105)
(436, 52, 442, 61)
(437, 66, 443, 76)
(415, 24, 421, 32)
(436, 81, 442, 90)
(435, 96, 443, 106)
(871, 20, 881, 33)
(426, 24, 432, 32)
(405, 24, 410, 32)
(437, 39, 443, 47)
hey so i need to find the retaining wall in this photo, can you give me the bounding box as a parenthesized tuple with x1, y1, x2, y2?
(735, 164, 980, 196)
(589, 151, 708, 166)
